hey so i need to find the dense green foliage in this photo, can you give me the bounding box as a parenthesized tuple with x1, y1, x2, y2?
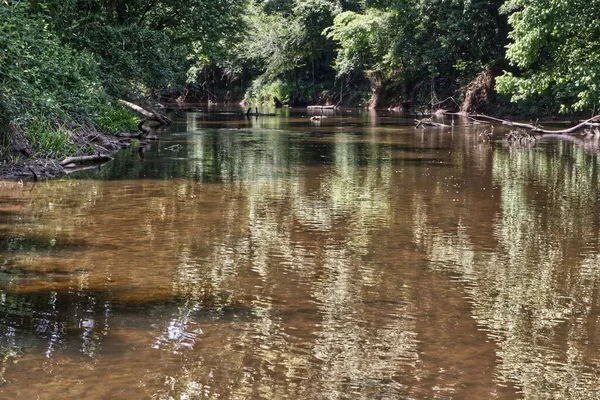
(0, 0, 244, 156)
(241, 0, 345, 105)
(0, 2, 100, 125)
(325, 0, 507, 108)
(496, 0, 600, 112)
(1, 0, 599, 158)
(33, 0, 247, 97)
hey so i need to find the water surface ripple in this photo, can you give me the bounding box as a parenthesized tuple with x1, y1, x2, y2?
(1, 109, 600, 399)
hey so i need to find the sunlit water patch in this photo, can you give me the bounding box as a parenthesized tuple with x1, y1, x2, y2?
(1, 109, 600, 399)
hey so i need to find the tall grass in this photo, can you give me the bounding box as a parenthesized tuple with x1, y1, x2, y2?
(24, 117, 75, 158)
(94, 102, 138, 134)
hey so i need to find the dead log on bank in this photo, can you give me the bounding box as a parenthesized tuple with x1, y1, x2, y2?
(469, 114, 600, 134)
(60, 154, 113, 167)
(119, 99, 172, 125)
(63, 162, 112, 174)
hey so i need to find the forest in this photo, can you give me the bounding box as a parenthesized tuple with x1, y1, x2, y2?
(1, 0, 599, 159)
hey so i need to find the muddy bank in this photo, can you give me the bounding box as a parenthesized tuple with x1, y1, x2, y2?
(0, 128, 135, 181)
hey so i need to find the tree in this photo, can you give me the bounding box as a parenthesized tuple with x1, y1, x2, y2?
(242, 0, 344, 105)
(29, 0, 248, 97)
(326, 0, 507, 108)
(496, 0, 600, 113)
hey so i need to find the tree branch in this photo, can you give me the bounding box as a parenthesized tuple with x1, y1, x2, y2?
(470, 114, 600, 134)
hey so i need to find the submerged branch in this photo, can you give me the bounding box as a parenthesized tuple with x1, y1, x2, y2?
(415, 118, 450, 128)
(470, 114, 600, 134)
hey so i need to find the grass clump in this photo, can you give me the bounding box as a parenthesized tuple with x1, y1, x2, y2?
(24, 117, 75, 158)
(94, 102, 138, 134)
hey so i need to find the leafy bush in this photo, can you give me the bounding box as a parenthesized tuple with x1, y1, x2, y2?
(245, 78, 294, 105)
(0, 1, 101, 125)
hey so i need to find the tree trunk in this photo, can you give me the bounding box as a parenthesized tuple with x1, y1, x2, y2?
(119, 100, 172, 125)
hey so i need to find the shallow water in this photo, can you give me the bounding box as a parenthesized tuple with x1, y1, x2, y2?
(1, 108, 600, 399)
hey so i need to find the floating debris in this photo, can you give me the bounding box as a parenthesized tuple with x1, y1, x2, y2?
(165, 144, 184, 151)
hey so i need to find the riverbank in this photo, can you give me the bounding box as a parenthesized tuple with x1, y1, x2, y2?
(0, 127, 134, 181)
(1, 104, 595, 182)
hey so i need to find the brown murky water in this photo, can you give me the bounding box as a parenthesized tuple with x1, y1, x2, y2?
(1, 108, 600, 399)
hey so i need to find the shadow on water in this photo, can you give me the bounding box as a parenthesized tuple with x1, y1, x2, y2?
(1, 109, 600, 398)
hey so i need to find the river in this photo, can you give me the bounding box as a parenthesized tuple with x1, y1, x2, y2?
(1, 108, 600, 399)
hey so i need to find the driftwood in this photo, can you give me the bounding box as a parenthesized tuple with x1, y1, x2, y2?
(63, 162, 111, 174)
(60, 155, 113, 167)
(307, 105, 336, 110)
(118, 132, 144, 139)
(415, 118, 450, 128)
(469, 114, 600, 134)
(119, 99, 172, 125)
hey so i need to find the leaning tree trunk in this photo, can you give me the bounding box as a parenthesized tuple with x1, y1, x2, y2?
(118, 99, 172, 126)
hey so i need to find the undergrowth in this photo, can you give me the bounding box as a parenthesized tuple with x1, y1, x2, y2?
(94, 102, 138, 134)
(24, 117, 75, 158)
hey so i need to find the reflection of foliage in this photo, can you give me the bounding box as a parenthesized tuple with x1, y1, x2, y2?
(5, 116, 600, 398)
(413, 143, 600, 398)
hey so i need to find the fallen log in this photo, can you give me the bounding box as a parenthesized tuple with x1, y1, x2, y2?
(470, 114, 600, 134)
(118, 132, 144, 139)
(151, 109, 171, 125)
(119, 99, 172, 125)
(60, 155, 113, 167)
(63, 162, 111, 174)
(307, 105, 336, 110)
(415, 118, 450, 128)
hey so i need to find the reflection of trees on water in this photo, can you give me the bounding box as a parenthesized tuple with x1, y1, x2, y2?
(151, 129, 421, 399)
(413, 143, 600, 398)
(4, 122, 600, 398)
(0, 182, 114, 376)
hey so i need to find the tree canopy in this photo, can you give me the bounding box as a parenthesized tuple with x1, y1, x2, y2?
(1, 0, 599, 141)
(496, 0, 600, 112)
